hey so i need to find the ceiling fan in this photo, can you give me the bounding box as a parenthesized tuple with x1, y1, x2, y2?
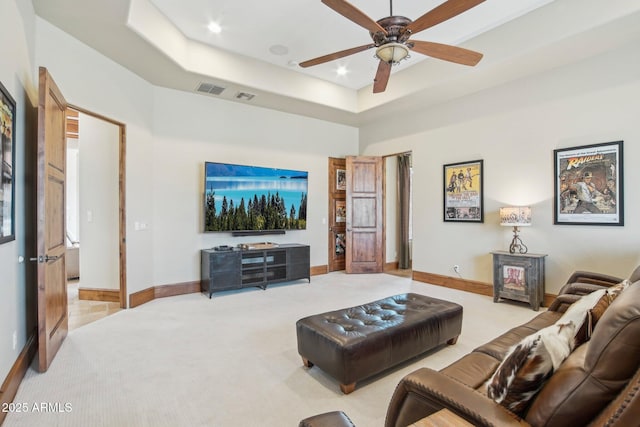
(300, 0, 485, 93)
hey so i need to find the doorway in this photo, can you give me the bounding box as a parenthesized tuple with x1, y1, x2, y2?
(384, 152, 413, 277)
(328, 157, 346, 272)
(65, 107, 127, 330)
(327, 154, 412, 275)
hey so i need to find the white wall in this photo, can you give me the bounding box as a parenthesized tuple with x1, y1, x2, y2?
(0, 0, 37, 383)
(1, 0, 636, 387)
(35, 18, 359, 294)
(150, 88, 358, 285)
(35, 17, 155, 296)
(78, 113, 119, 289)
(361, 41, 640, 294)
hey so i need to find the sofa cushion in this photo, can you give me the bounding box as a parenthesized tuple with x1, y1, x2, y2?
(519, 311, 563, 331)
(474, 311, 561, 362)
(486, 321, 577, 416)
(525, 280, 640, 427)
(440, 352, 501, 390)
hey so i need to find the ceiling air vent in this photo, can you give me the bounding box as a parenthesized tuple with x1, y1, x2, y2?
(196, 82, 226, 96)
(235, 92, 256, 101)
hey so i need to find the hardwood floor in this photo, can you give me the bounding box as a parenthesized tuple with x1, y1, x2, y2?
(67, 280, 122, 331)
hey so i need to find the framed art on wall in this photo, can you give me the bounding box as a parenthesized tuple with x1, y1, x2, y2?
(336, 169, 346, 191)
(335, 200, 346, 223)
(335, 232, 346, 255)
(0, 80, 16, 244)
(554, 141, 623, 226)
(443, 159, 484, 223)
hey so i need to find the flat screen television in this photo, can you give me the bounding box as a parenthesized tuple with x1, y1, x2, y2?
(204, 161, 308, 234)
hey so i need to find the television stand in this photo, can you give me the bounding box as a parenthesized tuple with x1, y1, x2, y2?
(200, 243, 310, 297)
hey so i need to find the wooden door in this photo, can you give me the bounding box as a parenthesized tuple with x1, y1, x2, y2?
(328, 157, 346, 272)
(346, 156, 384, 274)
(36, 67, 68, 372)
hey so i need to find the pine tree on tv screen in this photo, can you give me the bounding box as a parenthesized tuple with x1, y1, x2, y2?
(204, 162, 308, 232)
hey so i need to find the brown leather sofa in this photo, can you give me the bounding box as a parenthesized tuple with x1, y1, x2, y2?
(299, 265, 640, 427)
(386, 265, 640, 427)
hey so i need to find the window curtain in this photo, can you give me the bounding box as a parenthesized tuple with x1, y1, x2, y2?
(398, 154, 411, 269)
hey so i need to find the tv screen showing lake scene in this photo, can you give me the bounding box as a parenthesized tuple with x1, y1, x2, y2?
(204, 162, 308, 232)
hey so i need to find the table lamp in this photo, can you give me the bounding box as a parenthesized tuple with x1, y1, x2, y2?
(500, 206, 531, 254)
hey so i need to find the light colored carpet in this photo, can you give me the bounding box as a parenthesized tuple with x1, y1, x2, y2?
(5, 272, 540, 427)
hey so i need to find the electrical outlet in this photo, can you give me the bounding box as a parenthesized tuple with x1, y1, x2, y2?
(12, 331, 17, 350)
(453, 265, 460, 274)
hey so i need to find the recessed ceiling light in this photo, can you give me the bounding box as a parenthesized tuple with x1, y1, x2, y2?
(269, 45, 289, 56)
(207, 22, 222, 34)
(336, 66, 348, 76)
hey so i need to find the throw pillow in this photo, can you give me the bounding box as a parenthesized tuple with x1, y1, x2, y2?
(585, 279, 631, 337)
(605, 279, 631, 301)
(558, 289, 607, 346)
(486, 321, 576, 416)
(560, 280, 631, 346)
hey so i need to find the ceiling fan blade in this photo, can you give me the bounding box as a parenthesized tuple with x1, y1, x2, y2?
(406, 0, 485, 35)
(410, 40, 483, 66)
(373, 60, 392, 93)
(299, 44, 375, 68)
(322, 0, 387, 35)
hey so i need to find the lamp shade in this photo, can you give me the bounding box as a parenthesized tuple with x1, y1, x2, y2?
(500, 206, 532, 227)
(375, 43, 410, 64)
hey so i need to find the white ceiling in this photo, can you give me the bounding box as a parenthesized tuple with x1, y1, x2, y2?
(31, 0, 640, 127)
(147, 0, 554, 90)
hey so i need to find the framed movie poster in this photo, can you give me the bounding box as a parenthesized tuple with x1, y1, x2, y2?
(0, 80, 16, 244)
(336, 169, 346, 191)
(335, 200, 346, 223)
(443, 159, 483, 222)
(554, 141, 623, 226)
(335, 232, 346, 255)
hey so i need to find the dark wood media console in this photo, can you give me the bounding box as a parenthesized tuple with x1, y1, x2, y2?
(200, 243, 310, 298)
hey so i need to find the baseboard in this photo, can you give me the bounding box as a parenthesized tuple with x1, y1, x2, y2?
(0, 330, 37, 425)
(78, 287, 120, 303)
(129, 287, 155, 308)
(129, 268, 330, 309)
(543, 293, 555, 308)
(383, 261, 399, 271)
(129, 281, 200, 308)
(154, 281, 200, 299)
(310, 265, 328, 276)
(413, 270, 494, 296)
(413, 270, 557, 308)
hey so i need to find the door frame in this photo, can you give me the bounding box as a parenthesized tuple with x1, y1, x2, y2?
(345, 155, 384, 274)
(383, 151, 413, 272)
(327, 157, 346, 272)
(68, 105, 127, 308)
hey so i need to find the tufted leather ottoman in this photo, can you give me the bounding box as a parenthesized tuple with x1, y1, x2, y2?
(296, 293, 463, 394)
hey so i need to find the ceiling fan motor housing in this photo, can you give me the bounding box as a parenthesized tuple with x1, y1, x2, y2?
(371, 16, 412, 46)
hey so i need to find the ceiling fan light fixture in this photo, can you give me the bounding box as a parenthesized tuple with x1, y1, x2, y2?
(375, 42, 409, 64)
